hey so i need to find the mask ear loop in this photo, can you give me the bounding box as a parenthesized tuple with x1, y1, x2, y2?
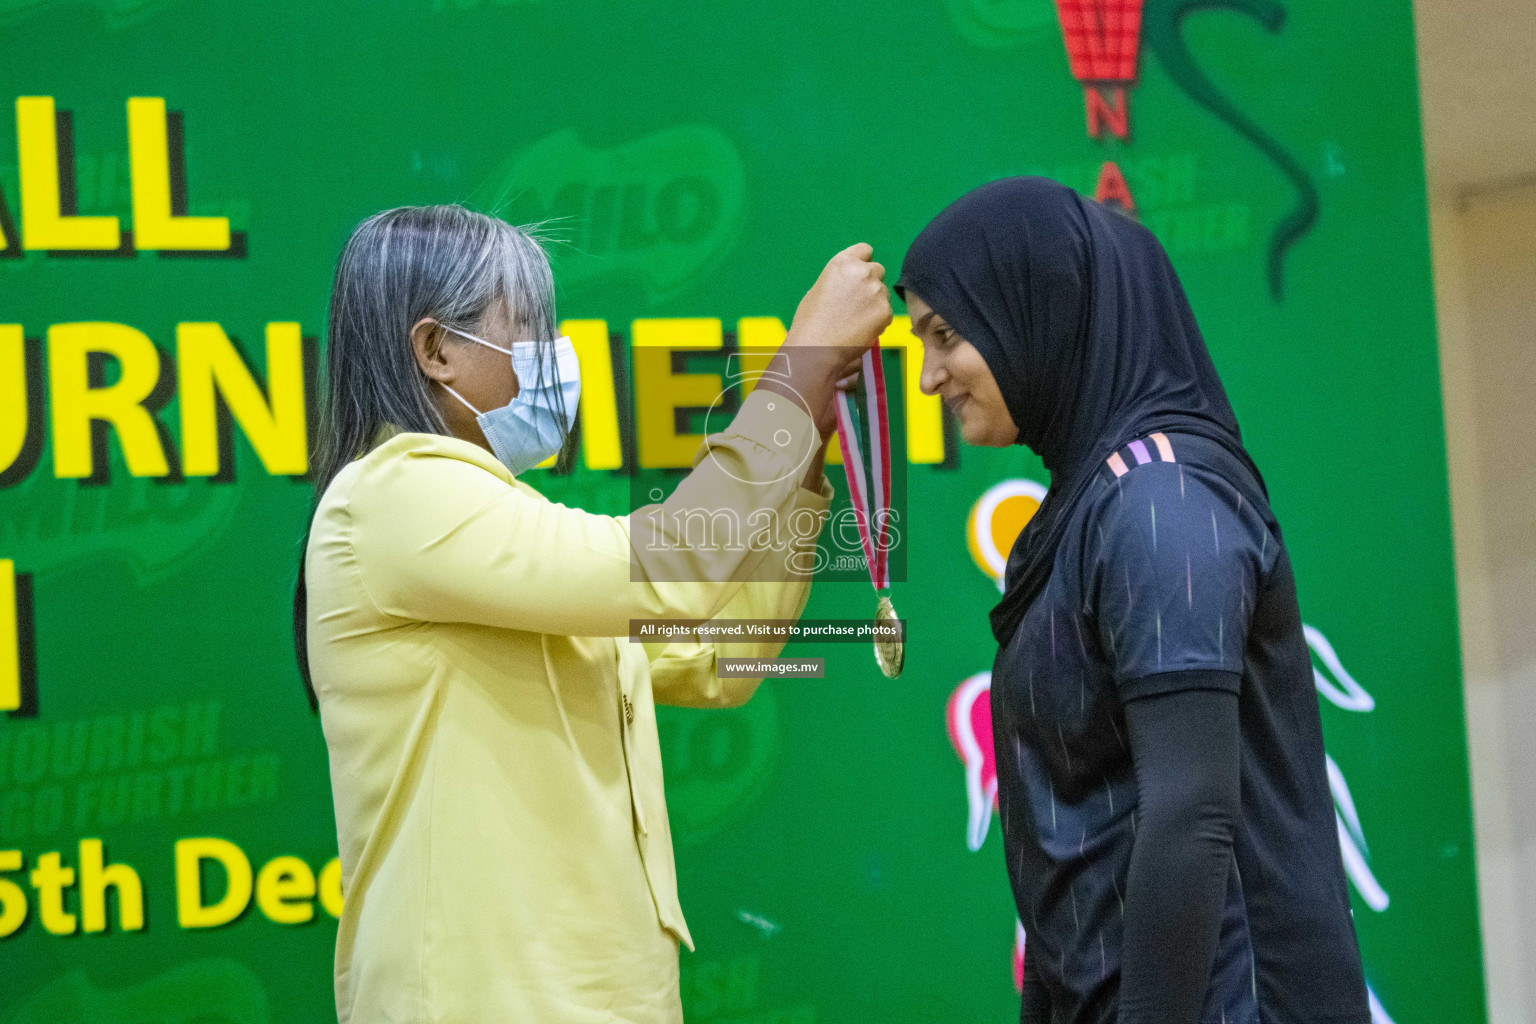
(437, 380, 483, 418)
(433, 324, 574, 438)
(431, 321, 510, 419)
(440, 322, 515, 356)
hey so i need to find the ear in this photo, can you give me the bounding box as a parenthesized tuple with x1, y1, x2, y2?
(411, 318, 453, 384)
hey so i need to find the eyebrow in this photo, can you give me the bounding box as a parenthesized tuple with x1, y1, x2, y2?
(913, 311, 939, 334)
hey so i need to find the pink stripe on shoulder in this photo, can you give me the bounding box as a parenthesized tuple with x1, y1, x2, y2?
(1107, 452, 1129, 477)
(1150, 432, 1176, 462)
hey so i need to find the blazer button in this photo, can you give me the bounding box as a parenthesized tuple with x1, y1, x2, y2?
(622, 694, 634, 725)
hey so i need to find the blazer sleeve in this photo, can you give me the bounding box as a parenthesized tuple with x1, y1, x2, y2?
(348, 390, 827, 638)
(647, 474, 833, 708)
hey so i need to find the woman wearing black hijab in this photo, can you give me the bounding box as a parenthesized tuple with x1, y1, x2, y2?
(897, 178, 1370, 1024)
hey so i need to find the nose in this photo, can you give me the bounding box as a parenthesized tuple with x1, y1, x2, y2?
(918, 348, 945, 397)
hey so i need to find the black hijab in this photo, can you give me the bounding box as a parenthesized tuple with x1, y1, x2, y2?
(895, 177, 1266, 644)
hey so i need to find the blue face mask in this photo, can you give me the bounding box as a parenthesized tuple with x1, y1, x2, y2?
(437, 325, 582, 476)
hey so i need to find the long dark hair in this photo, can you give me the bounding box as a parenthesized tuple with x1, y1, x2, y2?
(295, 205, 561, 709)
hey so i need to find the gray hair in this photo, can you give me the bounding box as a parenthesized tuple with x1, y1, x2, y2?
(311, 203, 568, 498)
(296, 205, 567, 708)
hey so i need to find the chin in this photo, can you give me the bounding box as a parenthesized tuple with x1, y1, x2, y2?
(960, 417, 1009, 448)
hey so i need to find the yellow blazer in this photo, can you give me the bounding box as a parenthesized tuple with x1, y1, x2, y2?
(305, 390, 831, 1024)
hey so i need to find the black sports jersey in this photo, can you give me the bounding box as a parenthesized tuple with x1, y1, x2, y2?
(992, 431, 1370, 1024)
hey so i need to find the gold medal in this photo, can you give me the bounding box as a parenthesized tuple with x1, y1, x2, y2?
(874, 595, 904, 679)
(837, 342, 903, 679)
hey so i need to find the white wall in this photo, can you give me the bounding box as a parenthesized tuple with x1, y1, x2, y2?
(1431, 182, 1536, 1024)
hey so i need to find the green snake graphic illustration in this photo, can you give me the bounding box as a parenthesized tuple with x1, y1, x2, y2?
(1143, 0, 1319, 300)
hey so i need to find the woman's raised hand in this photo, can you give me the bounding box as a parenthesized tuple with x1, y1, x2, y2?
(785, 243, 894, 362)
(758, 244, 892, 438)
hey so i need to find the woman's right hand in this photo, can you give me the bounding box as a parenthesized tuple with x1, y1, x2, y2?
(785, 243, 894, 362)
(759, 244, 892, 427)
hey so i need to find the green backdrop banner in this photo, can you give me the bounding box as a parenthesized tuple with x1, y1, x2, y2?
(0, 1, 1484, 1022)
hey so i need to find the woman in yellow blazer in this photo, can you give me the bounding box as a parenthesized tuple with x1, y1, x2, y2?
(295, 204, 891, 1024)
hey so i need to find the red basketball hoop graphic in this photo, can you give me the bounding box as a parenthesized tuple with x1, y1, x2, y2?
(1053, 0, 1144, 139)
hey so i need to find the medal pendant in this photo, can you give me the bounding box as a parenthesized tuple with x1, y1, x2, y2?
(873, 595, 904, 679)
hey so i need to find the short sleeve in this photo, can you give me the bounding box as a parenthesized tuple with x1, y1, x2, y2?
(1087, 464, 1267, 701)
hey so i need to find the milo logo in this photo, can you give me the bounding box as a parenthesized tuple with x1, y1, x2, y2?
(655, 684, 780, 847)
(484, 126, 746, 302)
(945, 0, 1058, 49)
(0, 473, 240, 584)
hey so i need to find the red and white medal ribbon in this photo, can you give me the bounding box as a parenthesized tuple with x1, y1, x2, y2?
(835, 339, 902, 677)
